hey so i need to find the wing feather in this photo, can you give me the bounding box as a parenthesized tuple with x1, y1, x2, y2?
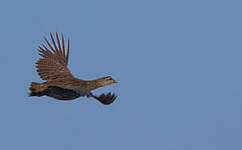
(91, 92, 117, 105)
(36, 33, 73, 81)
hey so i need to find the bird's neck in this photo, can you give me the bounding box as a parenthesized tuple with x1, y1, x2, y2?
(86, 78, 107, 91)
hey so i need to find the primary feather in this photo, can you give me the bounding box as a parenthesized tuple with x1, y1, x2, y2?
(36, 33, 73, 81)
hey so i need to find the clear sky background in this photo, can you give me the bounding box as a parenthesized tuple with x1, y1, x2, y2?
(0, 0, 241, 149)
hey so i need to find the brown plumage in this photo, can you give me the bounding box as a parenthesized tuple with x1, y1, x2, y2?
(29, 33, 118, 105)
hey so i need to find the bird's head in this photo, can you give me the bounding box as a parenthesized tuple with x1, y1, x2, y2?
(97, 76, 118, 87)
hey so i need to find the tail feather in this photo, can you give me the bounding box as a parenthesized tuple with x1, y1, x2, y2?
(29, 82, 47, 97)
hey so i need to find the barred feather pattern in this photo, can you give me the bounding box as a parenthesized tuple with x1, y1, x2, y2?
(36, 33, 73, 81)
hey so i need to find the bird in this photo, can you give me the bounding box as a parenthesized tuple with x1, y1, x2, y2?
(29, 33, 118, 105)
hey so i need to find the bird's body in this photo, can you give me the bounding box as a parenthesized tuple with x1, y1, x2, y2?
(29, 33, 118, 105)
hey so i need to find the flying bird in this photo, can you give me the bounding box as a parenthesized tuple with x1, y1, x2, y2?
(29, 33, 118, 105)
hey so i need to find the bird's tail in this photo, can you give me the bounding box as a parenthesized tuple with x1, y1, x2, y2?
(29, 82, 47, 96)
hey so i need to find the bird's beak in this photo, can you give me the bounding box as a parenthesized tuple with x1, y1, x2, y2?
(113, 80, 118, 83)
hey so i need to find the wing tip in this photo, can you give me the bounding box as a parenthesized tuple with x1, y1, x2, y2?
(93, 92, 117, 105)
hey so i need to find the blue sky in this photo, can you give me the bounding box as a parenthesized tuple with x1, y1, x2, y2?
(0, 0, 242, 149)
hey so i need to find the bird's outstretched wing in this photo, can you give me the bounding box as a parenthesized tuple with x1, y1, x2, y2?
(36, 33, 74, 81)
(91, 92, 117, 105)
